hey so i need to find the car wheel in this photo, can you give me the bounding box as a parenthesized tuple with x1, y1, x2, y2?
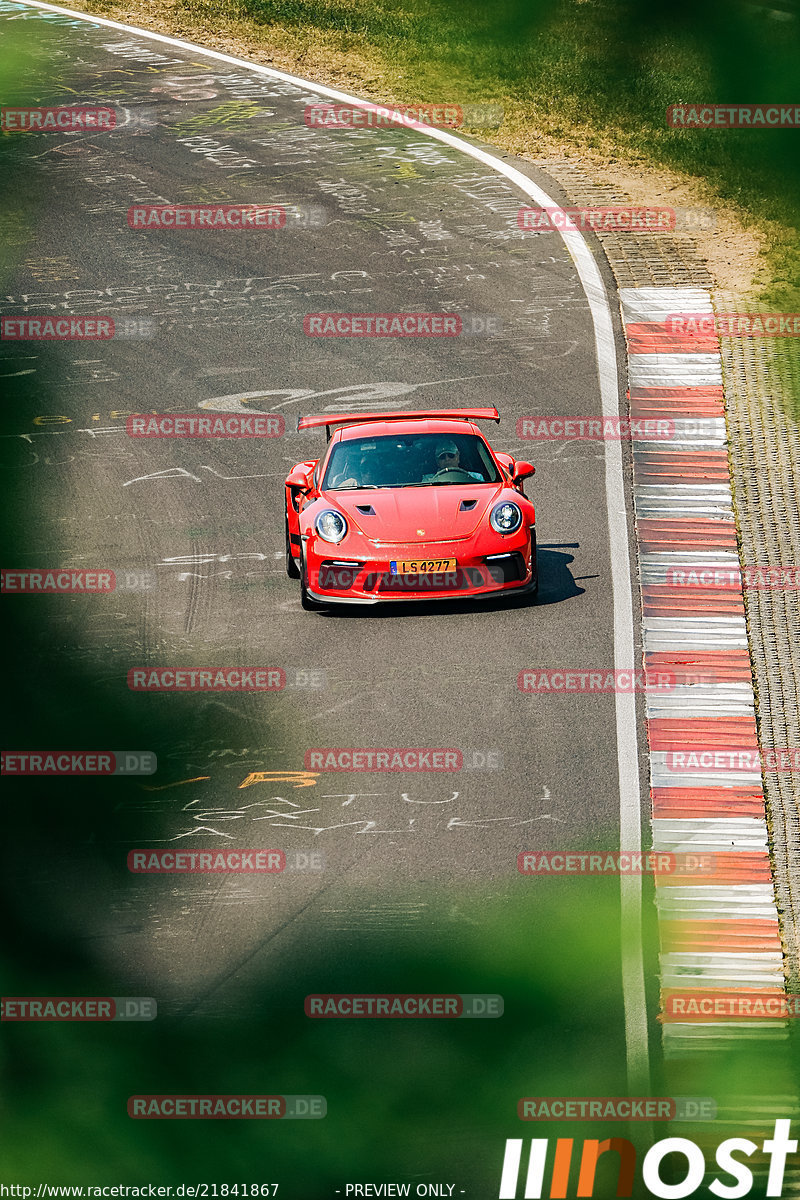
(300, 551, 323, 611)
(528, 549, 539, 600)
(285, 516, 300, 579)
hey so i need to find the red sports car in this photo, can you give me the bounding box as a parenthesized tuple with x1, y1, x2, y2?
(284, 408, 537, 608)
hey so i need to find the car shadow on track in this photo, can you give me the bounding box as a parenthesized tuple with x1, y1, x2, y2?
(318, 546, 585, 619)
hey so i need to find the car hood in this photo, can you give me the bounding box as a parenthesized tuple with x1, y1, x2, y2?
(325, 484, 507, 544)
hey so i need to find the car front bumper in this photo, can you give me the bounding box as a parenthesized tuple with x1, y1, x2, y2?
(303, 529, 537, 605)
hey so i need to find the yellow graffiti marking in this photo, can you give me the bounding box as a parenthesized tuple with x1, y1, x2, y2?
(169, 102, 262, 136)
(239, 770, 319, 790)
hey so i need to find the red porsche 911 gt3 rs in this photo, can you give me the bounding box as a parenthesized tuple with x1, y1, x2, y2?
(285, 408, 537, 609)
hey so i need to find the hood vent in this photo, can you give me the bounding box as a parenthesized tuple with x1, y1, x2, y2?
(459, 499, 478, 511)
(356, 504, 375, 515)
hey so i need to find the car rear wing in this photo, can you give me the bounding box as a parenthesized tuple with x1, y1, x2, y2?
(297, 408, 501, 440)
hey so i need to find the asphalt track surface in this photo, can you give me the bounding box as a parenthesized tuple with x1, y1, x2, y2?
(0, 2, 656, 1183)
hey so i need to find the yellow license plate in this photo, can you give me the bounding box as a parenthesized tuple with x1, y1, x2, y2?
(390, 559, 457, 574)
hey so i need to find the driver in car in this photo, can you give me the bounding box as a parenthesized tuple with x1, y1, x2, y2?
(423, 440, 483, 482)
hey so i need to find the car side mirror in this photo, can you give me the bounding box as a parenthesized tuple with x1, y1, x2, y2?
(286, 463, 316, 490)
(513, 461, 535, 482)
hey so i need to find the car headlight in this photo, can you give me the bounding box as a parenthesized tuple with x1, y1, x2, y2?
(489, 501, 523, 534)
(315, 509, 348, 543)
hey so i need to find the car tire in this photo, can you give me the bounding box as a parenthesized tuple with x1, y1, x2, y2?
(285, 516, 300, 579)
(528, 550, 539, 600)
(300, 551, 323, 611)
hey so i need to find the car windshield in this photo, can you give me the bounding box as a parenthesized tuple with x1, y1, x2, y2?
(322, 432, 501, 490)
